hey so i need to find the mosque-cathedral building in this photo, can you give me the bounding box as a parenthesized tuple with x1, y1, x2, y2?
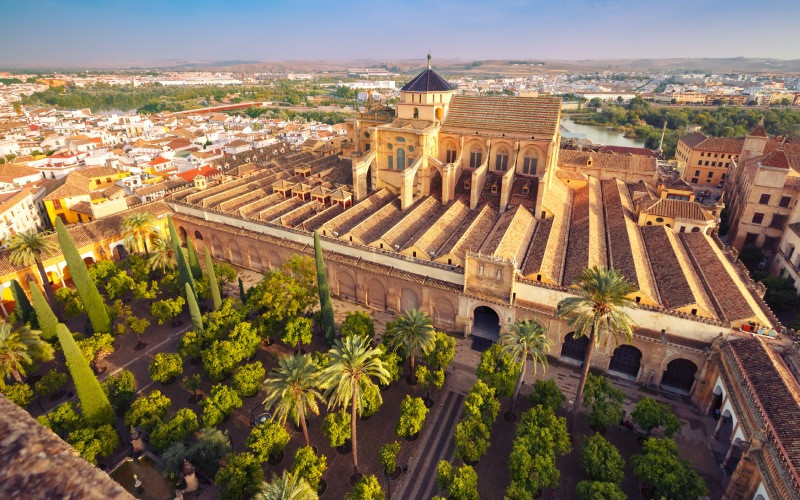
(1, 60, 799, 498)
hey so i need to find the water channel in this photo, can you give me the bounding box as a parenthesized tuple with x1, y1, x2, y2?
(561, 115, 646, 148)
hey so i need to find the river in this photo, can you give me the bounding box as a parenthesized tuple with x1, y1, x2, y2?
(561, 116, 645, 148)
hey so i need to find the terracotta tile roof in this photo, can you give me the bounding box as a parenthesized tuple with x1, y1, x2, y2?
(558, 149, 657, 174)
(602, 179, 638, 286)
(521, 216, 553, 276)
(748, 123, 768, 137)
(0, 163, 40, 180)
(442, 95, 561, 137)
(406, 197, 471, 258)
(0, 187, 32, 215)
(562, 185, 591, 285)
(595, 145, 659, 158)
(69, 200, 93, 215)
(679, 232, 754, 323)
(79, 166, 119, 178)
(727, 337, 800, 482)
(662, 175, 693, 191)
(679, 132, 743, 154)
(640, 225, 695, 309)
(640, 198, 713, 221)
(43, 173, 90, 200)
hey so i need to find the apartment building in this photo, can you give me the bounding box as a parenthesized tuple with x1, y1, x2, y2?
(725, 124, 800, 257)
(676, 132, 742, 187)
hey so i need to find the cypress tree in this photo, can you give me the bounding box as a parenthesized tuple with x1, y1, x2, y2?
(56, 323, 114, 424)
(55, 219, 111, 333)
(30, 285, 58, 340)
(185, 283, 203, 335)
(313, 231, 336, 344)
(187, 238, 202, 280)
(238, 277, 246, 301)
(10, 279, 36, 328)
(167, 216, 196, 300)
(204, 247, 222, 310)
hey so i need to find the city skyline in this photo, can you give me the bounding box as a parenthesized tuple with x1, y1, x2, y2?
(1, 0, 800, 67)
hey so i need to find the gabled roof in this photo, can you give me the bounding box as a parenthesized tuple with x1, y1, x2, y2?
(748, 123, 768, 137)
(640, 198, 713, 221)
(400, 69, 455, 93)
(443, 95, 561, 137)
(679, 132, 743, 154)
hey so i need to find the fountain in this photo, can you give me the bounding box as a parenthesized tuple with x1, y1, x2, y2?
(109, 453, 176, 499)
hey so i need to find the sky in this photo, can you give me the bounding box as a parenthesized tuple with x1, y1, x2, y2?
(1, 0, 799, 67)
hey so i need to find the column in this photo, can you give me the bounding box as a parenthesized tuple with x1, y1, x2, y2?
(713, 413, 726, 439)
(722, 441, 738, 468)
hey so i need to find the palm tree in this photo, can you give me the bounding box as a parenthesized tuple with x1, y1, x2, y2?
(147, 230, 176, 273)
(318, 335, 389, 479)
(122, 212, 156, 256)
(385, 308, 436, 383)
(255, 471, 318, 500)
(557, 266, 636, 424)
(501, 318, 551, 417)
(262, 353, 323, 448)
(7, 230, 59, 305)
(0, 322, 54, 386)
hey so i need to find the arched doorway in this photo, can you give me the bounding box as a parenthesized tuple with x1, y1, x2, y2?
(400, 288, 419, 312)
(561, 332, 589, 364)
(338, 271, 356, 300)
(661, 358, 697, 393)
(248, 246, 263, 271)
(367, 279, 386, 310)
(608, 344, 642, 380)
(211, 235, 224, 259)
(472, 306, 500, 341)
(83, 256, 95, 266)
(112, 244, 128, 261)
(433, 299, 455, 327)
(229, 240, 243, 266)
(178, 226, 188, 246)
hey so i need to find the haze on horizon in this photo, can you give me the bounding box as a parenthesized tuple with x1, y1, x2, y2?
(1, 0, 799, 68)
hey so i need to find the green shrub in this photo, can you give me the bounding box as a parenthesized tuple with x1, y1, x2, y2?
(246, 420, 290, 462)
(201, 384, 242, 427)
(360, 381, 382, 417)
(38, 401, 82, 436)
(55, 287, 84, 317)
(454, 418, 490, 464)
(633, 438, 708, 500)
(179, 330, 203, 360)
(345, 474, 383, 500)
(202, 340, 239, 382)
(631, 397, 683, 437)
(291, 446, 327, 490)
(528, 379, 565, 413)
(580, 434, 625, 483)
(340, 310, 374, 341)
(150, 297, 185, 325)
(322, 410, 351, 448)
(379, 441, 401, 475)
(1, 382, 33, 407)
(232, 361, 265, 398)
(162, 442, 189, 479)
(66, 424, 119, 464)
(125, 390, 171, 431)
(34, 369, 68, 398)
(378, 346, 402, 384)
(229, 322, 260, 360)
(215, 452, 264, 500)
(583, 374, 625, 432)
(476, 343, 521, 399)
(423, 331, 456, 372)
(149, 408, 199, 452)
(396, 395, 428, 438)
(576, 481, 626, 500)
(103, 369, 137, 414)
(148, 352, 184, 383)
(281, 316, 313, 349)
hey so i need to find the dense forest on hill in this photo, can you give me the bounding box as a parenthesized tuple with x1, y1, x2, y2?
(227, 106, 352, 125)
(576, 98, 800, 158)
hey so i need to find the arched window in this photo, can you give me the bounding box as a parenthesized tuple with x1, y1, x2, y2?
(495, 147, 509, 172)
(396, 148, 406, 171)
(522, 155, 539, 175)
(413, 107, 419, 119)
(435, 107, 443, 120)
(469, 147, 483, 168)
